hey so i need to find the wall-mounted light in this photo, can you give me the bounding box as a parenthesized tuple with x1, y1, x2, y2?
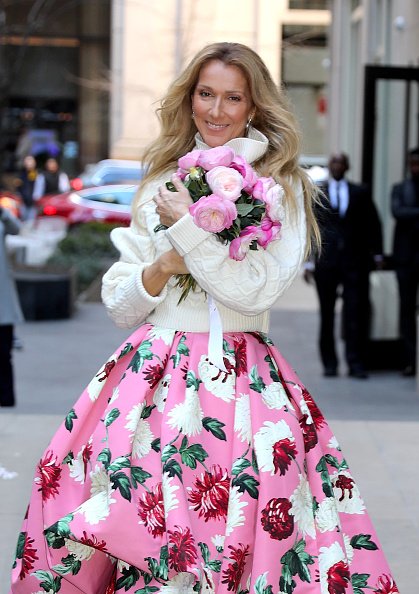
(393, 16, 406, 31)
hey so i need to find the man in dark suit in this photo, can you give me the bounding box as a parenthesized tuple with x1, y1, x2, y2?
(305, 152, 383, 379)
(391, 147, 419, 377)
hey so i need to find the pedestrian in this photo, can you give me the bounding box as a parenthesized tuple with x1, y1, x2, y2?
(32, 157, 70, 200)
(16, 155, 38, 221)
(305, 152, 384, 379)
(391, 146, 419, 377)
(9, 43, 398, 594)
(0, 204, 23, 407)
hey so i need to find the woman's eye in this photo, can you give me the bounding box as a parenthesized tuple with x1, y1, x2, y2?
(199, 91, 211, 98)
(229, 96, 241, 102)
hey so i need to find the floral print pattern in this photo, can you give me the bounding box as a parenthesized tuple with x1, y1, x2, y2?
(9, 325, 398, 593)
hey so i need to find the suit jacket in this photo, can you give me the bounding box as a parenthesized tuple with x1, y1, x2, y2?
(315, 181, 383, 272)
(391, 179, 419, 265)
(0, 209, 24, 325)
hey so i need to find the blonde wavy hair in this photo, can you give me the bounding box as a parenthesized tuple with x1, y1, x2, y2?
(135, 41, 320, 254)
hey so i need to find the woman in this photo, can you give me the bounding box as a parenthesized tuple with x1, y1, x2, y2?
(10, 43, 398, 594)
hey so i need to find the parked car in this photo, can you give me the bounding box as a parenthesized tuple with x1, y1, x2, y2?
(71, 159, 145, 190)
(0, 190, 23, 218)
(36, 184, 138, 226)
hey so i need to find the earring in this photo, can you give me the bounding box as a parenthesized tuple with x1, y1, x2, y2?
(191, 110, 195, 119)
(245, 116, 252, 135)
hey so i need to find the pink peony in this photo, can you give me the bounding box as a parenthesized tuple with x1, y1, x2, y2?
(206, 166, 244, 202)
(197, 146, 235, 171)
(178, 149, 202, 171)
(252, 176, 276, 201)
(229, 226, 263, 261)
(231, 155, 258, 192)
(258, 217, 281, 247)
(176, 167, 187, 181)
(264, 183, 285, 222)
(190, 194, 237, 233)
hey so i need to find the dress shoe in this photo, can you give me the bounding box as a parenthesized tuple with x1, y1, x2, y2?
(401, 365, 416, 377)
(348, 366, 368, 379)
(323, 366, 337, 377)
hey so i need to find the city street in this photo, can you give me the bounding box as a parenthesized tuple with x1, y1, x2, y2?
(1, 276, 418, 593)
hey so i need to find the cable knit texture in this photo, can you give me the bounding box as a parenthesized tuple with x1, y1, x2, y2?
(101, 127, 307, 331)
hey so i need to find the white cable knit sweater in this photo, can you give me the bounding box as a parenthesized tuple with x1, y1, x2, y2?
(101, 128, 307, 334)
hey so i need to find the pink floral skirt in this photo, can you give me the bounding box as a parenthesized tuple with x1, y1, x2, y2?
(9, 325, 398, 594)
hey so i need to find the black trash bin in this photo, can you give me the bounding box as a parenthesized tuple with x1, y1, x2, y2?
(14, 269, 76, 320)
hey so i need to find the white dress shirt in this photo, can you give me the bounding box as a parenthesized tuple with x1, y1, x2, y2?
(328, 178, 349, 217)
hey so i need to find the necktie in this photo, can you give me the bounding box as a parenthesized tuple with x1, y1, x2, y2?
(335, 182, 341, 217)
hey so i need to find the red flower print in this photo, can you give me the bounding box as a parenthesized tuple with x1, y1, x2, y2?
(299, 414, 318, 453)
(221, 543, 250, 592)
(82, 442, 93, 477)
(188, 465, 230, 522)
(233, 337, 247, 376)
(374, 574, 399, 594)
(35, 450, 62, 501)
(137, 482, 166, 537)
(301, 388, 325, 430)
(335, 474, 355, 502)
(260, 497, 294, 541)
(79, 531, 108, 553)
(96, 359, 116, 382)
(272, 438, 297, 475)
(143, 355, 168, 388)
(168, 525, 198, 572)
(18, 533, 39, 580)
(327, 560, 350, 594)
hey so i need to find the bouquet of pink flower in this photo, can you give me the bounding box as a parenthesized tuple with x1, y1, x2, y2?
(156, 145, 284, 302)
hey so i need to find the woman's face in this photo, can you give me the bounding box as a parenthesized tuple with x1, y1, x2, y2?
(192, 59, 254, 147)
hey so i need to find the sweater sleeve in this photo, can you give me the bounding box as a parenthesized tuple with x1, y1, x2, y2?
(166, 180, 306, 315)
(101, 184, 169, 328)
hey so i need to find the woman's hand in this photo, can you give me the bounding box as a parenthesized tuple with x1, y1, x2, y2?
(142, 248, 189, 296)
(159, 248, 189, 275)
(153, 174, 192, 227)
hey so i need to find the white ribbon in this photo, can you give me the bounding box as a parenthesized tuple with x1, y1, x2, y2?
(208, 294, 227, 372)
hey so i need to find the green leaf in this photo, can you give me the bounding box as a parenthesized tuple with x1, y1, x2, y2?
(62, 451, 74, 465)
(128, 341, 154, 373)
(131, 466, 152, 489)
(185, 370, 202, 390)
(115, 565, 140, 591)
(15, 532, 26, 560)
(249, 365, 266, 393)
(350, 534, 378, 551)
(118, 342, 134, 359)
(110, 471, 131, 502)
(207, 559, 222, 572)
(280, 540, 315, 585)
(351, 572, 370, 594)
(33, 570, 62, 592)
(163, 459, 183, 481)
(232, 473, 259, 499)
(151, 438, 161, 452)
(202, 417, 227, 441)
(231, 457, 251, 476)
(198, 541, 210, 564)
(52, 553, 82, 576)
(179, 440, 208, 469)
(251, 448, 259, 474)
(264, 355, 281, 382)
(64, 409, 77, 432)
(140, 405, 154, 419)
(104, 408, 120, 427)
(44, 514, 74, 539)
(134, 587, 159, 594)
(97, 448, 112, 470)
(323, 454, 340, 469)
(108, 455, 131, 472)
(236, 202, 258, 217)
(254, 572, 274, 594)
(162, 444, 178, 463)
(315, 456, 333, 498)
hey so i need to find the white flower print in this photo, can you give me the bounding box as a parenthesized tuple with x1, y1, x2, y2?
(331, 470, 366, 514)
(167, 386, 204, 436)
(254, 419, 295, 475)
(153, 374, 172, 412)
(289, 474, 315, 538)
(234, 393, 252, 443)
(262, 382, 292, 410)
(68, 449, 87, 484)
(160, 571, 196, 593)
(225, 485, 248, 536)
(65, 539, 95, 561)
(76, 465, 116, 525)
(117, 559, 130, 572)
(125, 402, 155, 459)
(343, 533, 354, 565)
(298, 397, 313, 423)
(162, 472, 179, 518)
(328, 436, 341, 451)
(86, 376, 102, 402)
(198, 354, 235, 402)
(147, 326, 176, 345)
(315, 497, 340, 533)
(211, 534, 225, 552)
(318, 541, 348, 594)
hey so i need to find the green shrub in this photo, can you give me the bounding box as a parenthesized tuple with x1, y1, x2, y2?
(47, 222, 121, 293)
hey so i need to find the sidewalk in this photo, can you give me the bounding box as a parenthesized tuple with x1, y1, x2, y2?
(1, 276, 418, 592)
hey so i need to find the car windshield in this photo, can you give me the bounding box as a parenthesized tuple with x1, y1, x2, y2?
(82, 186, 137, 206)
(80, 165, 144, 186)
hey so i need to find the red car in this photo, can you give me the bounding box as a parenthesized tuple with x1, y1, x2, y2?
(0, 190, 23, 218)
(36, 184, 138, 226)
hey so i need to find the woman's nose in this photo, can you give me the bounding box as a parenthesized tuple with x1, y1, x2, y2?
(209, 97, 222, 118)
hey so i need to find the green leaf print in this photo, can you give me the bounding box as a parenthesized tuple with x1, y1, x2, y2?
(315, 456, 334, 498)
(198, 542, 210, 564)
(251, 448, 259, 474)
(134, 587, 159, 594)
(249, 365, 266, 393)
(223, 338, 235, 356)
(104, 408, 120, 427)
(62, 451, 74, 465)
(232, 473, 260, 499)
(52, 553, 82, 576)
(115, 565, 140, 590)
(33, 570, 62, 593)
(170, 335, 190, 368)
(14, 532, 25, 561)
(151, 438, 161, 452)
(279, 564, 296, 594)
(45, 514, 74, 540)
(118, 342, 134, 359)
(280, 539, 315, 593)
(141, 404, 155, 419)
(97, 447, 112, 470)
(130, 466, 152, 489)
(231, 458, 251, 476)
(351, 573, 370, 594)
(179, 436, 208, 469)
(185, 370, 202, 390)
(264, 355, 281, 383)
(202, 417, 227, 441)
(350, 534, 378, 550)
(110, 471, 132, 502)
(207, 559, 222, 572)
(64, 409, 77, 432)
(108, 455, 131, 472)
(145, 545, 169, 581)
(128, 340, 154, 373)
(254, 572, 274, 594)
(161, 444, 178, 463)
(163, 459, 183, 481)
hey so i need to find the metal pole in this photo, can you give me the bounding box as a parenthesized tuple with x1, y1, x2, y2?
(174, 0, 183, 76)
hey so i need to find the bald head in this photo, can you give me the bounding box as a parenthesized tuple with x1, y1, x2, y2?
(329, 153, 349, 181)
